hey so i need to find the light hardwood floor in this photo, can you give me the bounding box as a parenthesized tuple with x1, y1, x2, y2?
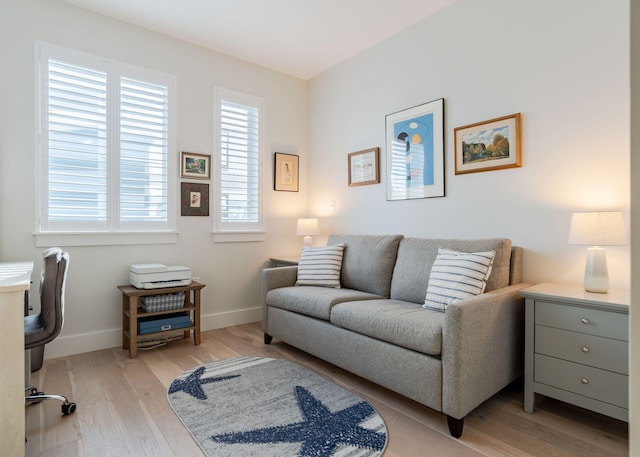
(25, 322, 628, 457)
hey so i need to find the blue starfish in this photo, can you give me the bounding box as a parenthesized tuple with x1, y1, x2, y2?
(169, 366, 240, 400)
(210, 385, 386, 456)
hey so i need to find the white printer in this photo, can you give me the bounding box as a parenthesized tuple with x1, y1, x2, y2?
(129, 263, 192, 289)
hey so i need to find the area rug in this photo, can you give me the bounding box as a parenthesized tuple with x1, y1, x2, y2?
(167, 356, 387, 457)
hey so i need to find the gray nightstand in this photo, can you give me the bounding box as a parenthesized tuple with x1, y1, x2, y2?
(519, 282, 629, 422)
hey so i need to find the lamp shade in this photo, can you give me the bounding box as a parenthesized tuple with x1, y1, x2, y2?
(568, 212, 626, 246)
(296, 218, 320, 236)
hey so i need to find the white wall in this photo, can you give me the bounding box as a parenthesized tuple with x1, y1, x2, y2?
(0, 0, 309, 357)
(630, 0, 638, 453)
(0, 0, 631, 364)
(308, 0, 630, 290)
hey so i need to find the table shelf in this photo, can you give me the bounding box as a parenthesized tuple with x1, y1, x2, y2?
(123, 304, 196, 319)
(118, 281, 205, 358)
(123, 321, 195, 340)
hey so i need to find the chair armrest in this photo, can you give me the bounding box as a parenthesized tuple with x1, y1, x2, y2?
(441, 283, 532, 419)
(261, 266, 298, 331)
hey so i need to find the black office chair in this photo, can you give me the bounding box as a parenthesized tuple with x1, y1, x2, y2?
(24, 247, 76, 416)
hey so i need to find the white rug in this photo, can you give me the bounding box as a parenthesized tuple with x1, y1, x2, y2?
(167, 356, 388, 457)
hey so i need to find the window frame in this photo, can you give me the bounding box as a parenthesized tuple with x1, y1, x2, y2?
(34, 42, 177, 246)
(212, 87, 265, 242)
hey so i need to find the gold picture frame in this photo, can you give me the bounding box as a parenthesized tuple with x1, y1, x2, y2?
(454, 113, 522, 174)
(348, 147, 380, 186)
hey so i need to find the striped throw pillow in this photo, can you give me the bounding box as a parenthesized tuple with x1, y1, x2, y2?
(423, 248, 496, 312)
(295, 244, 345, 288)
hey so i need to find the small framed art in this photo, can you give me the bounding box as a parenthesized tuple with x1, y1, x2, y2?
(348, 147, 380, 186)
(274, 152, 299, 192)
(180, 182, 209, 216)
(180, 151, 210, 179)
(454, 113, 521, 174)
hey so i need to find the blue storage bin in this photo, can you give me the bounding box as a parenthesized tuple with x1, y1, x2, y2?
(138, 314, 191, 335)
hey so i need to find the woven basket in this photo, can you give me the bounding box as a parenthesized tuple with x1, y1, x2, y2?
(141, 291, 185, 312)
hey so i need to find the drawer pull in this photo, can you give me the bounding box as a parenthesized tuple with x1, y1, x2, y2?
(581, 318, 590, 325)
(581, 346, 590, 353)
(581, 378, 589, 385)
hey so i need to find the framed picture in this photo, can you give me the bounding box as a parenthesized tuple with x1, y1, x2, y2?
(454, 113, 521, 174)
(180, 151, 210, 179)
(348, 147, 380, 186)
(274, 152, 299, 192)
(180, 182, 209, 216)
(385, 98, 444, 200)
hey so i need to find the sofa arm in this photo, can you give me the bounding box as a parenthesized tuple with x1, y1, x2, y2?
(441, 283, 532, 419)
(261, 266, 298, 332)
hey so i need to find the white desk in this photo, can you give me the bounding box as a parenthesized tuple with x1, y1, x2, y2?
(0, 261, 33, 456)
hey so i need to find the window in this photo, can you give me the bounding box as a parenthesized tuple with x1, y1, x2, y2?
(213, 88, 264, 241)
(36, 43, 176, 240)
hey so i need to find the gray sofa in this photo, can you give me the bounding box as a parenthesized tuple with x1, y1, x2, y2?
(262, 234, 527, 437)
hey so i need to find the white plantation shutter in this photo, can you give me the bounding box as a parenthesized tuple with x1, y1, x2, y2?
(47, 59, 108, 226)
(37, 43, 175, 234)
(214, 88, 264, 236)
(119, 77, 169, 224)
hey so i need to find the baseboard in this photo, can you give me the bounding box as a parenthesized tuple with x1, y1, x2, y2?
(200, 306, 262, 330)
(44, 306, 262, 359)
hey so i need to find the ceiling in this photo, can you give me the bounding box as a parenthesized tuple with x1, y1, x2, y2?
(60, 0, 456, 80)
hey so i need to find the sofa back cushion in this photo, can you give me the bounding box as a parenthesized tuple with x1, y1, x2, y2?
(327, 234, 403, 297)
(390, 238, 512, 304)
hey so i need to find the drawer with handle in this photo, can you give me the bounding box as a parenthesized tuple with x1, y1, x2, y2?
(535, 325, 628, 374)
(534, 354, 628, 408)
(535, 301, 628, 341)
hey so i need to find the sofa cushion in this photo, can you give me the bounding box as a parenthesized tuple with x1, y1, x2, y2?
(423, 248, 496, 312)
(266, 286, 382, 321)
(327, 234, 403, 297)
(330, 299, 444, 356)
(390, 238, 512, 304)
(295, 244, 344, 288)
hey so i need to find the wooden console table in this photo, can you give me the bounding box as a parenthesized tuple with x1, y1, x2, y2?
(118, 281, 205, 358)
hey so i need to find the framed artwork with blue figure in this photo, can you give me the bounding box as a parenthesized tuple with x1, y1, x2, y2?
(385, 98, 444, 200)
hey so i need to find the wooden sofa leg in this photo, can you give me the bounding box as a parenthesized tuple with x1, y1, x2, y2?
(264, 333, 273, 344)
(447, 415, 464, 438)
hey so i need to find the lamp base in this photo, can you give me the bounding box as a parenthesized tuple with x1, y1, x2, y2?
(583, 247, 609, 293)
(303, 236, 312, 246)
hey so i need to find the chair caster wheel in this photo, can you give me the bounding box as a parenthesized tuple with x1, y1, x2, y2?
(62, 402, 77, 415)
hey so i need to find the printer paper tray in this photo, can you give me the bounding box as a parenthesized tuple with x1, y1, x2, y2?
(132, 279, 192, 289)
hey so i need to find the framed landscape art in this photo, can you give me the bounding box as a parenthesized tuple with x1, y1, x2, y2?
(454, 113, 521, 174)
(385, 98, 444, 200)
(180, 151, 210, 179)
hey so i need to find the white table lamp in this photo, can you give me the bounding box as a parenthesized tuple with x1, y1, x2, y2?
(296, 218, 320, 246)
(568, 211, 626, 293)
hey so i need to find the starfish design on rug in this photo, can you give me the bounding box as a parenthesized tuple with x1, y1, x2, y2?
(210, 385, 386, 456)
(168, 366, 240, 400)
